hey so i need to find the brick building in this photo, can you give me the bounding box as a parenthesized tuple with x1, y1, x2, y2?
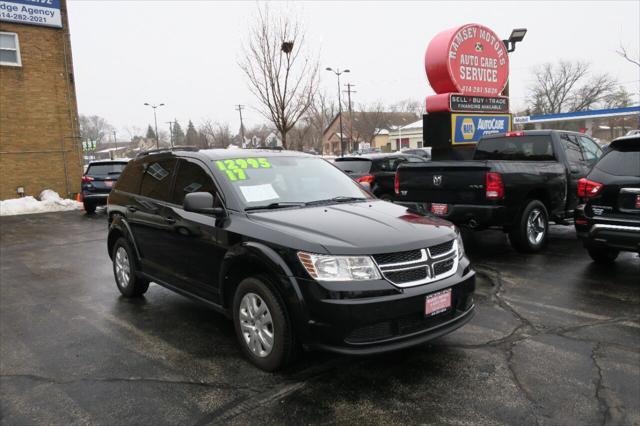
(0, 0, 81, 200)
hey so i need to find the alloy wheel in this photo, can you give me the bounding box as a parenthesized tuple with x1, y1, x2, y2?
(526, 208, 546, 246)
(114, 246, 131, 288)
(239, 292, 274, 357)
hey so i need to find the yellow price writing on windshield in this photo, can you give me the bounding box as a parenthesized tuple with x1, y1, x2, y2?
(216, 158, 271, 181)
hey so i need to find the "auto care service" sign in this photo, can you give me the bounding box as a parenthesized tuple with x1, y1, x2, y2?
(426, 23, 509, 97)
(0, 0, 62, 29)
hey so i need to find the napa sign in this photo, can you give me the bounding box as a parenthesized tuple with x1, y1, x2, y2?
(451, 113, 511, 145)
(0, 0, 62, 28)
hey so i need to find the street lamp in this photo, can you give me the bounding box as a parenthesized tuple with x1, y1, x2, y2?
(144, 102, 165, 149)
(326, 67, 350, 156)
(501, 28, 527, 97)
(502, 28, 527, 53)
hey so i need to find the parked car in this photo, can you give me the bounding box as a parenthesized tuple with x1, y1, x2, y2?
(81, 159, 129, 214)
(334, 153, 427, 200)
(401, 147, 432, 160)
(107, 148, 475, 371)
(395, 130, 604, 252)
(575, 134, 640, 263)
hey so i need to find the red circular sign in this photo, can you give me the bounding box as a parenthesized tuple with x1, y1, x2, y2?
(425, 24, 509, 96)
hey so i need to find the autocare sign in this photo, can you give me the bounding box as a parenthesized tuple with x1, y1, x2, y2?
(0, 0, 62, 28)
(426, 24, 509, 96)
(451, 113, 511, 145)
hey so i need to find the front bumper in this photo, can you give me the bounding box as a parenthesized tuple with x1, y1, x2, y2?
(395, 201, 506, 229)
(294, 259, 476, 355)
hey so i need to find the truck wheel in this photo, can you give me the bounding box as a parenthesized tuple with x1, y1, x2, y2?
(232, 275, 296, 371)
(587, 246, 619, 264)
(112, 237, 149, 297)
(509, 200, 549, 253)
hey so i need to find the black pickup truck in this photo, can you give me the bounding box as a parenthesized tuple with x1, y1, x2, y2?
(395, 130, 603, 252)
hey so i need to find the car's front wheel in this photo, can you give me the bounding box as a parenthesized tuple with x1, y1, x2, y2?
(112, 237, 149, 297)
(587, 246, 619, 264)
(232, 276, 296, 371)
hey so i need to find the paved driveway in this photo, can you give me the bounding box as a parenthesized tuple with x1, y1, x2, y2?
(1, 211, 638, 425)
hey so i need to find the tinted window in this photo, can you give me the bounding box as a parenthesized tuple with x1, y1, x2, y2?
(406, 156, 427, 163)
(474, 136, 554, 161)
(559, 134, 583, 165)
(86, 163, 127, 176)
(579, 136, 602, 162)
(171, 160, 217, 205)
(596, 150, 640, 177)
(115, 162, 143, 194)
(333, 159, 372, 174)
(375, 157, 407, 172)
(140, 159, 176, 201)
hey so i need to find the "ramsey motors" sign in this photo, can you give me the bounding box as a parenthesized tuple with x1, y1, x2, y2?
(426, 23, 509, 97)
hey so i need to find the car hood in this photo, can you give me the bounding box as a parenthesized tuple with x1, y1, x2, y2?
(244, 200, 456, 255)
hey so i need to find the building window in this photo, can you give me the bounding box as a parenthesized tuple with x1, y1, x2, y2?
(0, 32, 21, 67)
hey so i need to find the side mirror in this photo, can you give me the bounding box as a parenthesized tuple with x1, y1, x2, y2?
(569, 166, 580, 174)
(183, 192, 225, 217)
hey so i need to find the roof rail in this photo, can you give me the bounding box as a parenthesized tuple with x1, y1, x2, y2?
(135, 146, 200, 158)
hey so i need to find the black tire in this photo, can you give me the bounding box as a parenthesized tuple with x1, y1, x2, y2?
(112, 237, 149, 297)
(587, 246, 619, 264)
(84, 201, 96, 214)
(232, 275, 296, 372)
(509, 200, 549, 253)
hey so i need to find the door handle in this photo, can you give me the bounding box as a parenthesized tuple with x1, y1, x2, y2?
(164, 217, 176, 224)
(127, 205, 138, 212)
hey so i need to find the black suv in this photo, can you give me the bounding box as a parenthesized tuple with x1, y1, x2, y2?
(107, 148, 475, 371)
(334, 153, 426, 200)
(575, 135, 640, 263)
(81, 160, 128, 213)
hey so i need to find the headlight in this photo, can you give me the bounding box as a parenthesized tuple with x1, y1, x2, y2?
(297, 252, 381, 281)
(455, 228, 465, 259)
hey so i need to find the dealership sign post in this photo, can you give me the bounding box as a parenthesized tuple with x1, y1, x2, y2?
(422, 23, 512, 159)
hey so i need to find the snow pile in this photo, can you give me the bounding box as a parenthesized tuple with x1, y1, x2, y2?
(0, 190, 82, 216)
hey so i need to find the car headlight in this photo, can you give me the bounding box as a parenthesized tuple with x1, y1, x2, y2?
(297, 252, 381, 281)
(455, 228, 465, 259)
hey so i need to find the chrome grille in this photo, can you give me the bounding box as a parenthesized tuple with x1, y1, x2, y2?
(373, 240, 457, 288)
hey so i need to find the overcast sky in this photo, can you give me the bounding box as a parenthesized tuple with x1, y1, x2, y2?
(67, 0, 640, 139)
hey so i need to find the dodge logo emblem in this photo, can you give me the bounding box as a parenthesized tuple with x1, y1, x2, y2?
(433, 175, 443, 186)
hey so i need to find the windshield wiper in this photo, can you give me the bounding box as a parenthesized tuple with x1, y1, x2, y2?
(245, 202, 306, 212)
(305, 196, 368, 206)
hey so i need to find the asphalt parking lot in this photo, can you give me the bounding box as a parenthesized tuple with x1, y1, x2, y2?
(1, 210, 638, 425)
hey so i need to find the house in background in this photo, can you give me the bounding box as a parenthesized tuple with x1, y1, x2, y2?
(322, 112, 417, 155)
(387, 119, 425, 151)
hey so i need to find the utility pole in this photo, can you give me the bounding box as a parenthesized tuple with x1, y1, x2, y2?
(165, 121, 174, 148)
(235, 105, 245, 147)
(343, 83, 356, 151)
(112, 130, 118, 159)
(326, 67, 350, 156)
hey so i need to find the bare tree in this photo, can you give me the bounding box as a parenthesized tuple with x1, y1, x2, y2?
(79, 114, 112, 144)
(527, 61, 618, 114)
(389, 99, 424, 116)
(199, 120, 234, 148)
(616, 43, 640, 67)
(352, 104, 419, 145)
(239, 6, 319, 149)
(307, 91, 337, 152)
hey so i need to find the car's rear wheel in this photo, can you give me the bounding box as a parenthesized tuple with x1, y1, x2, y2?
(84, 201, 96, 214)
(232, 276, 296, 371)
(587, 246, 619, 264)
(509, 200, 549, 253)
(112, 237, 149, 297)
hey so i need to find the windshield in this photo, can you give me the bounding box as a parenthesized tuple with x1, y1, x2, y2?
(86, 163, 127, 176)
(213, 156, 372, 209)
(333, 159, 372, 174)
(474, 136, 554, 161)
